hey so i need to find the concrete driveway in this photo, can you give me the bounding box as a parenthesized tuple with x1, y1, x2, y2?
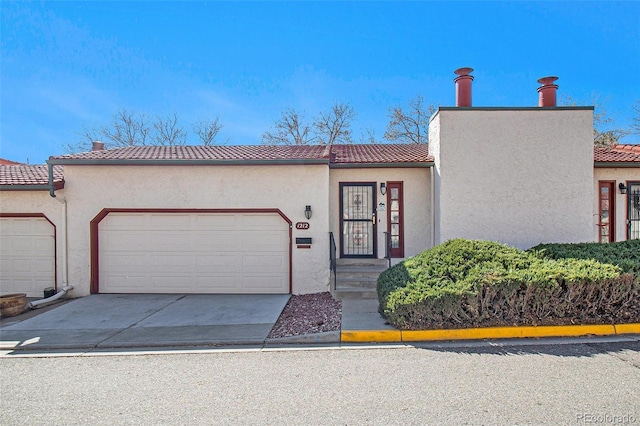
(0, 294, 290, 350)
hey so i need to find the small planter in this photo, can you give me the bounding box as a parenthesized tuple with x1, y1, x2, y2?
(0, 293, 27, 317)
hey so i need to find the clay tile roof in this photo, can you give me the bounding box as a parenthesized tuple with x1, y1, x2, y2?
(330, 144, 432, 163)
(594, 144, 640, 163)
(0, 158, 22, 165)
(49, 144, 434, 164)
(51, 145, 329, 161)
(0, 165, 64, 187)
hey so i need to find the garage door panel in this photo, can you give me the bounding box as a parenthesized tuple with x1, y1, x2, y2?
(195, 254, 242, 269)
(1, 219, 42, 234)
(102, 254, 148, 269)
(102, 232, 147, 250)
(242, 276, 287, 292)
(150, 254, 196, 267)
(101, 214, 147, 229)
(242, 255, 286, 268)
(99, 212, 289, 294)
(101, 275, 148, 292)
(147, 232, 193, 249)
(13, 258, 53, 274)
(242, 231, 288, 248)
(196, 233, 243, 251)
(10, 236, 37, 252)
(0, 217, 55, 297)
(33, 236, 55, 251)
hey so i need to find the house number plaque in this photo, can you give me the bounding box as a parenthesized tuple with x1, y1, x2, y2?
(295, 222, 310, 230)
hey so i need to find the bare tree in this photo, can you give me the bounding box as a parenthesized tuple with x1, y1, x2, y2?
(192, 117, 226, 146)
(262, 108, 315, 145)
(66, 109, 151, 152)
(358, 128, 379, 144)
(630, 100, 640, 139)
(313, 103, 356, 145)
(262, 103, 356, 146)
(561, 95, 624, 147)
(384, 96, 435, 144)
(66, 125, 102, 153)
(102, 109, 151, 147)
(151, 113, 187, 146)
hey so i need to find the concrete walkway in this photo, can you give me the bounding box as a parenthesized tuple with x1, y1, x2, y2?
(2, 294, 638, 353)
(0, 294, 290, 350)
(340, 298, 394, 331)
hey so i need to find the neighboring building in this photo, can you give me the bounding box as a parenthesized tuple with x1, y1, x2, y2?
(594, 144, 640, 242)
(0, 158, 23, 165)
(1, 69, 638, 299)
(0, 164, 65, 297)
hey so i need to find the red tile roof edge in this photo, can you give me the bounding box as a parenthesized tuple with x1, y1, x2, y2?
(595, 144, 640, 163)
(0, 165, 64, 187)
(48, 144, 434, 164)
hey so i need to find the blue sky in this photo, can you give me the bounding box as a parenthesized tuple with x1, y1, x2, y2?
(1, 1, 639, 164)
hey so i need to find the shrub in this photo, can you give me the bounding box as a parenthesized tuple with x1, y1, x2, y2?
(378, 239, 639, 329)
(530, 240, 640, 275)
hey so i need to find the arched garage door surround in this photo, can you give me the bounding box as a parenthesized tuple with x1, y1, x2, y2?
(90, 208, 292, 294)
(0, 213, 57, 296)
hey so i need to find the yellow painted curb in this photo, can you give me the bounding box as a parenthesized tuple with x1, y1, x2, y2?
(401, 324, 616, 342)
(614, 323, 640, 335)
(341, 330, 402, 343)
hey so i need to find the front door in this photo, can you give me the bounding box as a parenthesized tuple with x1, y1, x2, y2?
(597, 181, 615, 242)
(387, 181, 404, 257)
(340, 183, 376, 257)
(628, 182, 640, 240)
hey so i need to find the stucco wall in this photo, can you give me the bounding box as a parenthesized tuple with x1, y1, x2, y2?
(329, 167, 432, 261)
(0, 190, 66, 290)
(594, 167, 640, 241)
(429, 108, 594, 249)
(61, 164, 330, 296)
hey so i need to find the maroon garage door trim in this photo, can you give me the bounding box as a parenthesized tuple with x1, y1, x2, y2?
(0, 213, 58, 291)
(90, 208, 293, 294)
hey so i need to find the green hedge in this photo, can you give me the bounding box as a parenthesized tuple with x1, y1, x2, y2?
(530, 240, 640, 275)
(377, 239, 639, 330)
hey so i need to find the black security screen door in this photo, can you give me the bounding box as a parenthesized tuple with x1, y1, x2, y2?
(340, 183, 376, 257)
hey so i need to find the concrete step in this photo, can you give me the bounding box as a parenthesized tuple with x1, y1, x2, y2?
(335, 277, 378, 289)
(332, 259, 387, 300)
(333, 287, 378, 300)
(335, 265, 388, 273)
(335, 271, 384, 281)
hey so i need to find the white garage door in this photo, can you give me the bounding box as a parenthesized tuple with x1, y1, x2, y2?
(99, 212, 290, 294)
(0, 216, 55, 297)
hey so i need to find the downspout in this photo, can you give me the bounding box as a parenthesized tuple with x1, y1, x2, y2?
(46, 159, 71, 302)
(48, 161, 56, 198)
(430, 166, 436, 248)
(29, 198, 73, 309)
(29, 285, 74, 309)
(54, 196, 69, 290)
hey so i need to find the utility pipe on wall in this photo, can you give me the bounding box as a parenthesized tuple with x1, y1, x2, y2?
(29, 285, 74, 309)
(430, 166, 436, 248)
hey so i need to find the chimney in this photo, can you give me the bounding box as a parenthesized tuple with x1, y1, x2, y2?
(537, 76, 558, 107)
(92, 141, 105, 151)
(454, 67, 474, 107)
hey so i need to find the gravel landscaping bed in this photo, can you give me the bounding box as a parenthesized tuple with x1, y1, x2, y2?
(268, 292, 342, 338)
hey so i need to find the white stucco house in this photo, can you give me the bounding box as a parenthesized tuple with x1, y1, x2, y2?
(1, 69, 639, 298)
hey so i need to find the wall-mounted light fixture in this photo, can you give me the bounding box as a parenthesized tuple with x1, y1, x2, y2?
(380, 182, 387, 196)
(304, 205, 312, 219)
(619, 182, 628, 194)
